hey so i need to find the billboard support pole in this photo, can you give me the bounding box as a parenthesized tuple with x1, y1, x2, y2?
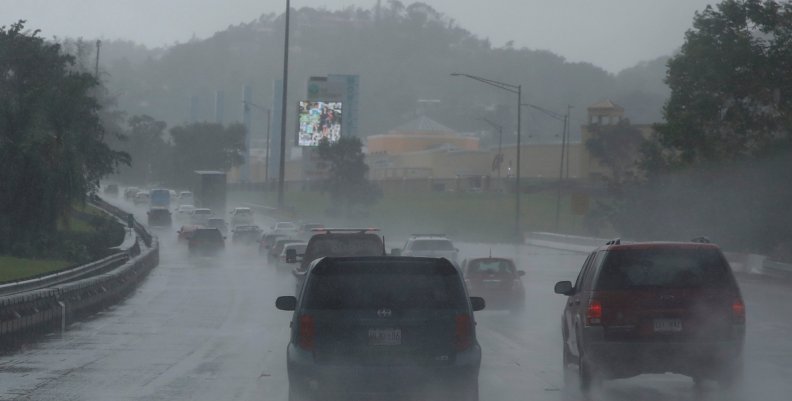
(277, 0, 290, 209)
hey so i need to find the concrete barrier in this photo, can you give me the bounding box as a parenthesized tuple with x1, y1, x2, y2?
(0, 197, 159, 351)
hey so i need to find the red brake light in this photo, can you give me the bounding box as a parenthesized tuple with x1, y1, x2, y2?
(732, 298, 746, 323)
(455, 314, 473, 351)
(586, 299, 602, 326)
(298, 315, 315, 350)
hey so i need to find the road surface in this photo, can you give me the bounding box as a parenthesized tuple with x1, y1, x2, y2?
(1, 201, 791, 401)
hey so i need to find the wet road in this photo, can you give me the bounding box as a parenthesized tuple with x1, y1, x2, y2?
(1, 203, 792, 400)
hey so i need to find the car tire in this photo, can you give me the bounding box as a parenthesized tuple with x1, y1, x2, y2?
(578, 349, 595, 394)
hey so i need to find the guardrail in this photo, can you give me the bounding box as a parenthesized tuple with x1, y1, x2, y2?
(0, 196, 159, 351)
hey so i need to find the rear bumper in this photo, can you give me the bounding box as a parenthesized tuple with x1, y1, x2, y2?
(582, 328, 743, 378)
(287, 344, 480, 398)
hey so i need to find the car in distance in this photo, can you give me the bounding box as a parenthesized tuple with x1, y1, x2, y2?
(269, 238, 304, 262)
(123, 187, 140, 200)
(132, 191, 150, 206)
(290, 228, 386, 294)
(276, 256, 485, 401)
(177, 191, 194, 205)
(296, 223, 325, 240)
(272, 221, 299, 235)
(463, 257, 525, 312)
(188, 227, 225, 255)
(231, 224, 263, 245)
(259, 233, 287, 256)
(177, 224, 203, 242)
(189, 208, 213, 225)
(147, 207, 172, 228)
(174, 204, 196, 222)
(206, 217, 229, 235)
(555, 238, 745, 392)
(399, 234, 460, 264)
(276, 242, 307, 269)
(230, 207, 255, 227)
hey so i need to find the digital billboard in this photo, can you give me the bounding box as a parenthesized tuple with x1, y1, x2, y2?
(297, 101, 342, 147)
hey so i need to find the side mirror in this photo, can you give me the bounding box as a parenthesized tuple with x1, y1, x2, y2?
(554, 280, 574, 295)
(470, 296, 486, 312)
(391, 248, 402, 256)
(517, 270, 526, 277)
(286, 249, 298, 263)
(275, 296, 297, 311)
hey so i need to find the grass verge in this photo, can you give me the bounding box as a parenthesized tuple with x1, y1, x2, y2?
(0, 256, 71, 283)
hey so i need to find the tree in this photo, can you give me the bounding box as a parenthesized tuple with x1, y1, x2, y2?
(654, 0, 792, 167)
(169, 122, 246, 185)
(117, 115, 170, 184)
(604, 1, 792, 254)
(585, 119, 646, 188)
(0, 21, 128, 255)
(316, 137, 382, 216)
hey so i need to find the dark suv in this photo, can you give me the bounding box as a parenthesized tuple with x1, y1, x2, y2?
(276, 256, 485, 401)
(554, 239, 745, 392)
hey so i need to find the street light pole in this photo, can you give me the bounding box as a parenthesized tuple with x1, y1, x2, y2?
(277, 0, 291, 209)
(521, 103, 571, 232)
(451, 73, 523, 240)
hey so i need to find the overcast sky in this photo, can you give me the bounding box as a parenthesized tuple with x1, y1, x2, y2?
(4, 0, 719, 73)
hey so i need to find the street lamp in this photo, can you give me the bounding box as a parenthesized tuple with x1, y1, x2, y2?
(242, 101, 272, 183)
(451, 73, 522, 240)
(522, 103, 572, 231)
(277, 0, 291, 209)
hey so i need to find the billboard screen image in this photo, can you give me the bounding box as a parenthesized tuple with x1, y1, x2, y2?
(297, 101, 342, 147)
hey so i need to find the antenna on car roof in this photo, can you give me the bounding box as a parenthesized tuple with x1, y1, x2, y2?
(691, 236, 711, 243)
(605, 238, 621, 245)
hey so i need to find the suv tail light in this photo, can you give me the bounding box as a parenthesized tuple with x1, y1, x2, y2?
(731, 298, 746, 324)
(586, 299, 603, 326)
(455, 314, 473, 351)
(298, 315, 315, 350)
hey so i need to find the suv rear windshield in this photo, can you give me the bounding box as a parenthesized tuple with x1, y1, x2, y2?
(304, 260, 466, 310)
(467, 259, 515, 275)
(596, 247, 734, 290)
(411, 239, 454, 251)
(304, 234, 383, 261)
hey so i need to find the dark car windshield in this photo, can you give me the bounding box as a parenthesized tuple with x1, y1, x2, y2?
(411, 239, 454, 251)
(192, 229, 222, 241)
(467, 259, 515, 276)
(596, 247, 734, 290)
(303, 259, 466, 310)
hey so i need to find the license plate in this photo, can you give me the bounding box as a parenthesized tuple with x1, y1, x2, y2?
(368, 328, 402, 346)
(653, 318, 683, 332)
(483, 280, 501, 289)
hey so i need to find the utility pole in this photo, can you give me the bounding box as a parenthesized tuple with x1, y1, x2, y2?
(565, 105, 573, 179)
(94, 40, 101, 79)
(265, 108, 272, 183)
(277, 0, 291, 209)
(515, 85, 522, 240)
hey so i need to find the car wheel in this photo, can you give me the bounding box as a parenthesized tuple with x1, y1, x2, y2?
(578, 349, 595, 394)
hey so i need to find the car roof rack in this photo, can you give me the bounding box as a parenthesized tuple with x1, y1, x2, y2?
(690, 236, 711, 243)
(605, 238, 621, 245)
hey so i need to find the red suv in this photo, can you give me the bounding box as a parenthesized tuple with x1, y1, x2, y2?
(554, 239, 745, 392)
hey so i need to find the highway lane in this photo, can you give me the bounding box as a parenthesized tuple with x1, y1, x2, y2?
(1, 206, 791, 400)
